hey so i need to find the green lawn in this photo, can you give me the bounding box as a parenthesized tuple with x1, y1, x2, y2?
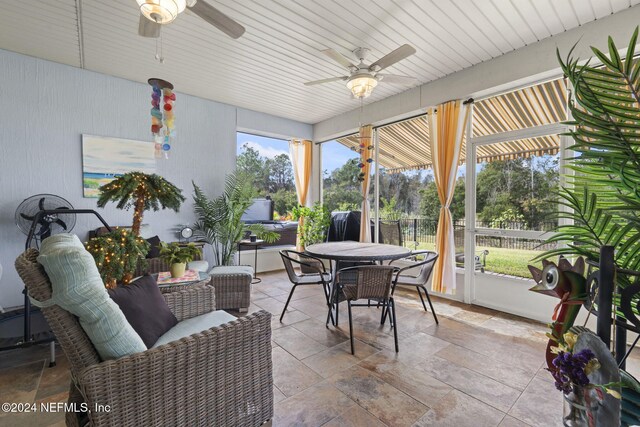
(411, 242, 538, 279)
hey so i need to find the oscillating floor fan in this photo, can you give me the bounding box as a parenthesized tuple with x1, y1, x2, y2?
(15, 194, 76, 248)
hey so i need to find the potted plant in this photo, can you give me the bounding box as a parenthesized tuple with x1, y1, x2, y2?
(85, 228, 150, 288)
(159, 242, 201, 278)
(97, 171, 185, 236)
(540, 28, 640, 273)
(291, 202, 331, 249)
(192, 172, 278, 266)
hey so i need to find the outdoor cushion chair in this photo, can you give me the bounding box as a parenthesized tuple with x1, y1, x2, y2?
(389, 250, 439, 324)
(15, 248, 273, 427)
(336, 265, 399, 355)
(279, 249, 334, 323)
(455, 249, 489, 272)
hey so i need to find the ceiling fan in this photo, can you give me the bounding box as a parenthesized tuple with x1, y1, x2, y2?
(137, 0, 245, 39)
(305, 45, 417, 98)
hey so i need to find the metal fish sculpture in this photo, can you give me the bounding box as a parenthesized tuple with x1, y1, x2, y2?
(528, 257, 587, 371)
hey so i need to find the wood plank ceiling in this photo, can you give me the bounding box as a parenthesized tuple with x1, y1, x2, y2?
(337, 78, 566, 172)
(0, 0, 637, 124)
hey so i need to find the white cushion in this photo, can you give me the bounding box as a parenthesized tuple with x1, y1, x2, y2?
(152, 310, 237, 348)
(188, 260, 209, 272)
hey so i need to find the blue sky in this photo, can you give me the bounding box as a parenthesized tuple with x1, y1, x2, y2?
(236, 132, 356, 174)
(236, 132, 558, 179)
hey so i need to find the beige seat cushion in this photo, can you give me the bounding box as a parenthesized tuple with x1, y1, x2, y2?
(152, 310, 237, 348)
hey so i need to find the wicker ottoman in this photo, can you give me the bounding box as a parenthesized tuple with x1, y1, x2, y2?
(209, 265, 253, 312)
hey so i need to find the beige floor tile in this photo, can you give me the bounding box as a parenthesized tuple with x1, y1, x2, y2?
(413, 390, 505, 427)
(290, 318, 349, 348)
(272, 347, 322, 397)
(499, 415, 533, 426)
(272, 326, 327, 359)
(508, 376, 563, 427)
(328, 365, 428, 427)
(273, 381, 355, 427)
(423, 318, 543, 374)
(323, 403, 387, 427)
(34, 356, 71, 401)
(435, 344, 536, 391)
(272, 310, 310, 330)
(0, 360, 44, 405)
(415, 354, 521, 413)
(289, 295, 331, 319)
(273, 386, 287, 404)
(301, 340, 379, 378)
(358, 351, 452, 407)
(253, 297, 289, 315)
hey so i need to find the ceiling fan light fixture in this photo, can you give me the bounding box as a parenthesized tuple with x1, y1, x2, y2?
(347, 75, 378, 98)
(136, 0, 187, 24)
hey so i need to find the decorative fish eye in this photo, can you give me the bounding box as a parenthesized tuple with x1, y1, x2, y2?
(542, 265, 559, 290)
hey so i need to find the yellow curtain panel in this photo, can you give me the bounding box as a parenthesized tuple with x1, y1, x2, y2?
(358, 125, 373, 243)
(289, 139, 312, 250)
(428, 101, 470, 294)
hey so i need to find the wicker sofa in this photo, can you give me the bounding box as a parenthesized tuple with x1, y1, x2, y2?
(15, 249, 273, 427)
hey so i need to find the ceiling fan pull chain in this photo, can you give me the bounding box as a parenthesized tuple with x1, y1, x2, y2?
(155, 33, 165, 63)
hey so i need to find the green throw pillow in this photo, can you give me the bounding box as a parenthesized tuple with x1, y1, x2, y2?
(36, 233, 146, 360)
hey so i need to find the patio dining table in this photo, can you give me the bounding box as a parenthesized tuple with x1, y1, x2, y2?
(305, 241, 411, 325)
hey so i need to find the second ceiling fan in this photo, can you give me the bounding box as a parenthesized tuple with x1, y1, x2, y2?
(137, 0, 245, 39)
(305, 44, 417, 98)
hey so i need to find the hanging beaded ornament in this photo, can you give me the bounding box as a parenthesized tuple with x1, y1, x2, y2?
(148, 78, 175, 159)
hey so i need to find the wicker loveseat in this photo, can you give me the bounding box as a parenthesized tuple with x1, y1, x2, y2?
(15, 249, 273, 427)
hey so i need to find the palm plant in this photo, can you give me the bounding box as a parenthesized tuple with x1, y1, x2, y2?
(192, 172, 278, 266)
(541, 27, 640, 275)
(97, 172, 185, 236)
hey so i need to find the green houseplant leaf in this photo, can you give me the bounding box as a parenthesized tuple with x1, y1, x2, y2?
(192, 172, 278, 266)
(541, 27, 640, 277)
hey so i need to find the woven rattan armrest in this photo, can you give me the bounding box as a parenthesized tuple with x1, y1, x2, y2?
(162, 285, 216, 321)
(76, 310, 273, 427)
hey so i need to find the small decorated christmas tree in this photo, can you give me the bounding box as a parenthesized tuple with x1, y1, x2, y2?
(85, 229, 150, 288)
(97, 172, 185, 236)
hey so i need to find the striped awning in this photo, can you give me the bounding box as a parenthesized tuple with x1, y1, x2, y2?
(336, 79, 567, 173)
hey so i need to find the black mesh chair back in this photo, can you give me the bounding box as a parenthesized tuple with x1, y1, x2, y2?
(379, 220, 403, 246)
(336, 265, 399, 354)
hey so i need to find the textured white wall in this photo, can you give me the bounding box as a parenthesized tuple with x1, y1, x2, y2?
(0, 49, 311, 309)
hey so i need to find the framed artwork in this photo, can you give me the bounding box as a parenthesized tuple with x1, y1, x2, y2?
(82, 135, 156, 198)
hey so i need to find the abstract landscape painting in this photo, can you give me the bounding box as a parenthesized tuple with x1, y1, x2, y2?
(82, 135, 156, 198)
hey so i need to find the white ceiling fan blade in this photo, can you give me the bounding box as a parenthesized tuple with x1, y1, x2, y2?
(369, 44, 416, 71)
(188, 0, 245, 39)
(321, 48, 356, 69)
(304, 76, 348, 86)
(139, 14, 161, 38)
(377, 74, 417, 85)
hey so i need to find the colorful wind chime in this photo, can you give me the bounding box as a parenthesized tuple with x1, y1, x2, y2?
(356, 136, 373, 182)
(148, 78, 175, 159)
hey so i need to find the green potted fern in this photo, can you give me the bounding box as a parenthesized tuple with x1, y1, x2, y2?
(192, 172, 278, 266)
(540, 26, 640, 277)
(159, 242, 201, 278)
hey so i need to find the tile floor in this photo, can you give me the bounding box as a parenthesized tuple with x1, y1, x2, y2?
(1, 269, 638, 426)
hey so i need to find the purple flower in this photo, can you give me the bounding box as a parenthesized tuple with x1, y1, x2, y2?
(551, 349, 597, 394)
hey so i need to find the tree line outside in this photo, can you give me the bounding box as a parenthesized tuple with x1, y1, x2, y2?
(237, 142, 559, 277)
(238, 142, 559, 227)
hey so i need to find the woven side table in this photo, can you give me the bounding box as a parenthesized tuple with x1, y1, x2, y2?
(209, 266, 253, 312)
(155, 271, 211, 294)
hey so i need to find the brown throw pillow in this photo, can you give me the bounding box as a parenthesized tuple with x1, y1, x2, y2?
(108, 274, 178, 348)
